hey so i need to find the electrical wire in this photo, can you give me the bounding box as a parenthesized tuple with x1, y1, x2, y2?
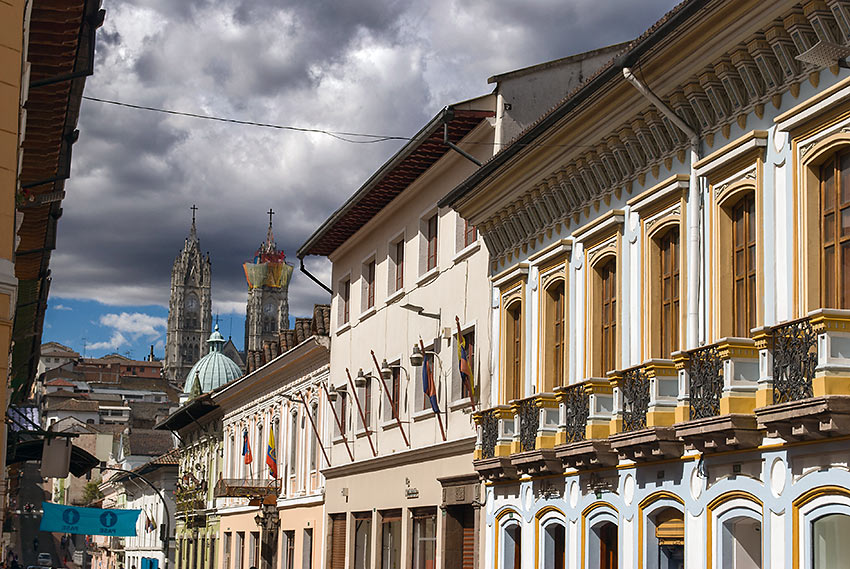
(81, 94, 605, 150)
(82, 95, 409, 144)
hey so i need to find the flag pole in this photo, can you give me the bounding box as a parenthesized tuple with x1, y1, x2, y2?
(346, 368, 378, 457)
(420, 339, 446, 442)
(298, 391, 331, 466)
(456, 316, 476, 411)
(371, 350, 410, 448)
(319, 381, 355, 462)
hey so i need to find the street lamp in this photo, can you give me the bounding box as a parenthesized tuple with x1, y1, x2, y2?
(409, 344, 424, 367)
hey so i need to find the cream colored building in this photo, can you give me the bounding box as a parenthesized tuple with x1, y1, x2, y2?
(215, 306, 330, 569)
(297, 98, 496, 569)
(440, 1, 850, 568)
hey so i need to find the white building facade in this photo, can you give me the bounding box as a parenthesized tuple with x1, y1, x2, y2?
(441, 1, 850, 568)
(298, 97, 497, 569)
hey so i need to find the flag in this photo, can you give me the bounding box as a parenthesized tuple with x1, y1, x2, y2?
(421, 353, 440, 414)
(145, 510, 156, 533)
(266, 427, 277, 479)
(457, 333, 474, 400)
(242, 430, 252, 464)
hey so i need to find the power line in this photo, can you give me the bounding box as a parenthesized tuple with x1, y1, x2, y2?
(81, 94, 606, 150)
(82, 95, 410, 144)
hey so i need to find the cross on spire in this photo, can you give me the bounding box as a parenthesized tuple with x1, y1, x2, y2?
(267, 208, 275, 227)
(191, 204, 198, 224)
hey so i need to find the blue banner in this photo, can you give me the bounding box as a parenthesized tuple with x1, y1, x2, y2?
(40, 502, 141, 536)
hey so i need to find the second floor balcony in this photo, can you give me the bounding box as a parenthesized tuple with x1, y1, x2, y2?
(214, 478, 280, 499)
(471, 309, 850, 479)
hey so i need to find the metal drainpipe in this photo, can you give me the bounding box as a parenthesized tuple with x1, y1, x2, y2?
(298, 256, 332, 295)
(622, 67, 701, 349)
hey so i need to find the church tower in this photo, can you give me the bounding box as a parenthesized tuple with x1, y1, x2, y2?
(244, 210, 293, 355)
(164, 207, 212, 385)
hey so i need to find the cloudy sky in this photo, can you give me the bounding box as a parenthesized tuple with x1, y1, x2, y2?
(43, 0, 678, 359)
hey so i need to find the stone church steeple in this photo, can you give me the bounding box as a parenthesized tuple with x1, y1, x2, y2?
(164, 206, 212, 385)
(243, 209, 293, 356)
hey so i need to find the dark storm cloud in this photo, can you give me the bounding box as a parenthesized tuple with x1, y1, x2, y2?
(52, 0, 679, 323)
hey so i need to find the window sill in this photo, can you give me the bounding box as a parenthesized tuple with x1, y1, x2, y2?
(449, 398, 475, 412)
(386, 288, 405, 305)
(332, 435, 348, 445)
(416, 267, 439, 287)
(380, 419, 400, 431)
(453, 241, 480, 265)
(355, 428, 373, 439)
(335, 322, 351, 336)
(359, 307, 376, 322)
(412, 409, 436, 422)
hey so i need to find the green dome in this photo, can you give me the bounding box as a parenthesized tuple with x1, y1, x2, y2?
(183, 325, 242, 395)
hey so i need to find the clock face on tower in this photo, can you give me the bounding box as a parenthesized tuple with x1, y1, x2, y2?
(185, 294, 199, 311)
(263, 302, 275, 316)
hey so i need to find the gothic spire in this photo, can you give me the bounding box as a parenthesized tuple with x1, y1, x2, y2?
(189, 204, 199, 243)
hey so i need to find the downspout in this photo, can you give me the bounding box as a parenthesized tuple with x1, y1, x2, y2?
(622, 67, 701, 349)
(443, 108, 482, 167)
(298, 256, 332, 295)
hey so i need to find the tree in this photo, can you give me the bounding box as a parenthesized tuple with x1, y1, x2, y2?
(81, 479, 103, 506)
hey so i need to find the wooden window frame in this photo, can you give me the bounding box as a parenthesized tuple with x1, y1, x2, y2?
(541, 273, 567, 392)
(427, 214, 438, 271)
(394, 239, 405, 292)
(365, 259, 376, 310)
(657, 227, 681, 359)
(504, 298, 523, 403)
(339, 278, 351, 325)
(463, 219, 477, 249)
(819, 150, 850, 308)
(731, 194, 757, 337)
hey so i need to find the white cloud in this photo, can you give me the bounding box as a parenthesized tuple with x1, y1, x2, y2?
(88, 331, 129, 351)
(52, 304, 73, 311)
(99, 312, 167, 339)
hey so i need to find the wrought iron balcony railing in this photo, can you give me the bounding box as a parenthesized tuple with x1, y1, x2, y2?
(772, 317, 817, 404)
(621, 366, 650, 431)
(516, 397, 539, 452)
(214, 478, 280, 498)
(478, 409, 498, 459)
(558, 383, 589, 444)
(688, 345, 723, 420)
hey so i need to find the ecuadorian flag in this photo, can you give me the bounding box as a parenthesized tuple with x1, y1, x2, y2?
(242, 430, 252, 464)
(422, 354, 440, 414)
(458, 335, 475, 402)
(266, 427, 278, 479)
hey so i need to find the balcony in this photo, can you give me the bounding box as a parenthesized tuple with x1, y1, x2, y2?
(674, 339, 762, 452)
(472, 406, 517, 480)
(755, 310, 850, 440)
(554, 380, 618, 469)
(608, 361, 683, 461)
(214, 478, 280, 498)
(509, 394, 561, 476)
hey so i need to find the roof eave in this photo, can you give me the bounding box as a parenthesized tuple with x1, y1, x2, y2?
(438, 0, 709, 210)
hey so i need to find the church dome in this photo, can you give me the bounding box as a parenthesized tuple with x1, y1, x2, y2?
(183, 325, 242, 395)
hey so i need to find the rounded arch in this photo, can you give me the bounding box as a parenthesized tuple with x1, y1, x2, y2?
(495, 507, 523, 569)
(801, 132, 850, 171)
(715, 179, 756, 209)
(588, 248, 617, 274)
(792, 485, 850, 569)
(638, 491, 685, 569)
(536, 505, 567, 569)
(707, 491, 763, 569)
(646, 215, 681, 242)
(582, 501, 619, 569)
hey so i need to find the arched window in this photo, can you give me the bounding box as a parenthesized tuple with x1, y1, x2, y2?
(819, 150, 850, 308)
(646, 507, 684, 569)
(505, 300, 523, 403)
(731, 193, 757, 337)
(263, 302, 277, 333)
(598, 258, 617, 375)
(656, 228, 680, 359)
(590, 521, 617, 569)
(544, 281, 566, 391)
(184, 293, 199, 329)
(501, 521, 521, 569)
(541, 520, 565, 569)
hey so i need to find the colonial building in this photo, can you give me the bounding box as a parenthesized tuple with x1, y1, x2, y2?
(215, 305, 330, 569)
(440, 1, 850, 568)
(297, 96, 497, 569)
(164, 213, 213, 385)
(157, 327, 241, 569)
(243, 215, 294, 363)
